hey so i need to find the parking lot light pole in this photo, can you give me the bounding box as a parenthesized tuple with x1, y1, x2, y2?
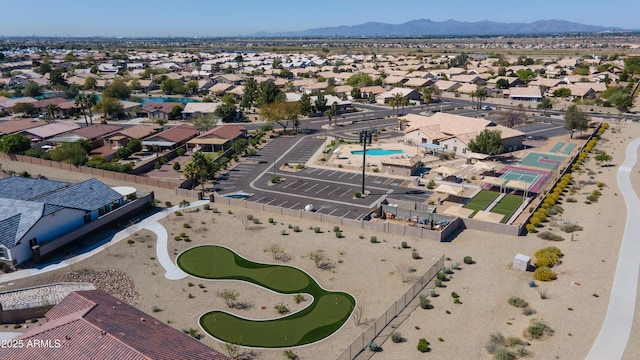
(359, 130, 372, 195)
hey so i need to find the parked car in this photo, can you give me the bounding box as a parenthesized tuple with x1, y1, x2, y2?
(481, 105, 492, 110)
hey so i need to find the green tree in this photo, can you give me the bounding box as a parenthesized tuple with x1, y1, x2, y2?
(468, 129, 504, 155)
(103, 78, 130, 100)
(160, 78, 185, 95)
(350, 87, 361, 100)
(0, 133, 32, 154)
(537, 97, 553, 113)
(240, 77, 257, 108)
(186, 80, 199, 95)
(256, 81, 284, 106)
(183, 151, 213, 191)
(37, 60, 51, 75)
(49, 141, 90, 165)
(193, 114, 217, 131)
(24, 81, 42, 97)
(564, 104, 589, 137)
(49, 69, 68, 89)
(12, 102, 37, 116)
(515, 69, 535, 84)
(45, 103, 60, 120)
(389, 93, 404, 116)
(215, 94, 238, 122)
(170, 105, 184, 120)
(421, 87, 433, 104)
(324, 109, 334, 126)
(298, 93, 312, 115)
(90, 64, 99, 74)
(75, 94, 97, 125)
(553, 88, 571, 98)
(126, 138, 142, 153)
(473, 86, 487, 110)
(260, 101, 300, 133)
(64, 84, 79, 100)
(129, 78, 141, 92)
(96, 96, 124, 120)
(496, 78, 510, 89)
(345, 73, 373, 87)
(314, 93, 328, 113)
(83, 76, 97, 90)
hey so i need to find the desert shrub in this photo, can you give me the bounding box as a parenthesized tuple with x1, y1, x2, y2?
(526, 224, 536, 233)
(537, 231, 564, 241)
(401, 241, 410, 248)
(526, 318, 554, 339)
(165, 201, 172, 207)
(335, 231, 343, 238)
(493, 347, 517, 360)
(293, 294, 306, 304)
(370, 236, 379, 243)
(292, 226, 301, 232)
(391, 332, 404, 343)
(246, 214, 253, 221)
(533, 267, 557, 281)
(268, 217, 274, 223)
(566, 197, 577, 203)
(451, 291, 460, 299)
(127, 239, 135, 245)
(368, 341, 382, 352)
(274, 302, 290, 314)
(333, 226, 340, 232)
(522, 307, 537, 316)
(437, 272, 447, 281)
(252, 218, 260, 224)
(203, 204, 210, 210)
(507, 296, 528, 308)
(313, 227, 321, 233)
(435, 279, 443, 287)
(412, 250, 422, 259)
(280, 229, 287, 236)
(534, 246, 563, 268)
(443, 266, 453, 274)
(283, 350, 298, 360)
(354, 192, 362, 198)
(183, 223, 190, 228)
(485, 333, 506, 353)
(417, 338, 430, 353)
(547, 205, 564, 215)
(419, 294, 431, 309)
(175, 211, 183, 216)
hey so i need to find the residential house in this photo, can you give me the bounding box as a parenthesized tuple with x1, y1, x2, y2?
(181, 102, 219, 119)
(376, 87, 422, 105)
(187, 124, 247, 152)
(401, 113, 524, 157)
(141, 123, 199, 151)
(403, 77, 433, 88)
(359, 86, 386, 99)
(508, 87, 543, 102)
(22, 122, 81, 142)
(208, 83, 234, 96)
(0, 177, 125, 265)
(105, 124, 162, 149)
(0, 290, 229, 360)
(137, 102, 184, 121)
(0, 118, 45, 136)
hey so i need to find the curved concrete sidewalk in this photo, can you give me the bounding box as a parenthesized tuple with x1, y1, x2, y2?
(585, 137, 640, 360)
(0, 200, 208, 284)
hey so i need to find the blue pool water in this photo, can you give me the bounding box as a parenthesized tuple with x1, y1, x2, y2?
(350, 148, 405, 156)
(140, 97, 200, 105)
(223, 192, 253, 199)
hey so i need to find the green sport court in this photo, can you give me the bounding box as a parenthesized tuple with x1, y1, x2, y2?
(463, 190, 499, 216)
(501, 169, 541, 188)
(177, 245, 355, 348)
(519, 152, 566, 170)
(489, 194, 524, 223)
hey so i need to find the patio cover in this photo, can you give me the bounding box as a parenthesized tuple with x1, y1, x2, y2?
(435, 166, 458, 176)
(482, 176, 507, 187)
(506, 179, 531, 191)
(434, 184, 463, 196)
(418, 143, 443, 150)
(473, 161, 495, 171)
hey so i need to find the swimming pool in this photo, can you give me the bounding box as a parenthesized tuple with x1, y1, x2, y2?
(350, 148, 405, 156)
(223, 192, 253, 199)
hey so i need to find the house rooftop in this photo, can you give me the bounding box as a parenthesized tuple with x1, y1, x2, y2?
(0, 118, 45, 135)
(33, 178, 123, 212)
(72, 124, 123, 140)
(0, 176, 69, 201)
(3, 290, 229, 360)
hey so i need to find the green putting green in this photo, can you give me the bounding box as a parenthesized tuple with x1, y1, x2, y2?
(464, 190, 499, 217)
(177, 245, 356, 348)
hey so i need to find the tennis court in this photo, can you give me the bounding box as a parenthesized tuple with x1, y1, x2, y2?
(498, 166, 552, 194)
(489, 194, 524, 223)
(463, 190, 499, 214)
(519, 152, 566, 170)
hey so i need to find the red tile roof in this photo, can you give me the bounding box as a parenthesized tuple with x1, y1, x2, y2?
(196, 124, 246, 140)
(0, 118, 45, 135)
(0, 290, 229, 360)
(146, 123, 198, 143)
(72, 124, 123, 140)
(32, 97, 68, 109)
(140, 102, 183, 114)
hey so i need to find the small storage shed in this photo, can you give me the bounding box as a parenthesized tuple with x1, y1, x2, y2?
(513, 253, 532, 271)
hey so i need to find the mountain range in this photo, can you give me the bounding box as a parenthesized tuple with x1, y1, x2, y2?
(251, 19, 624, 37)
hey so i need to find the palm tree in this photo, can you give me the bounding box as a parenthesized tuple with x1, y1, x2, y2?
(45, 104, 60, 121)
(75, 94, 97, 126)
(324, 109, 334, 126)
(390, 93, 404, 116)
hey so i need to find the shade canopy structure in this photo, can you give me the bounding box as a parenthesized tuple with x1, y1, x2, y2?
(505, 179, 531, 191)
(482, 176, 507, 191)
(112, 186, 137, 196)
(467, 152, 490, 160)
(473, 210, 504, 223)
(435, 166, 459, 177)
(472, 161, 495, 172)
(442, 206, 474, 218)
(434, 184, 463, 196)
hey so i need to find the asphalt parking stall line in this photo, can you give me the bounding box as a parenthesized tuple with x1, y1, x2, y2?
(293, 182, 308, 190)
(289, 202, 300, 209)
(336, 172, 348, 179)
(327, 187, 341, 196)
(305, 184, 318, 192)
(316, 185, 330, 194)
(281, 180, 298, 189)
(340, 189, 353, 197)
(342, 211, 351, 218)
(348, 173, 359, 180)
(383, 178, 395, 185)
(306, 168, 318, 174)
(327, 171, 337, 177)
(277, 200, 288, 207)
(317, 169, 328, 176)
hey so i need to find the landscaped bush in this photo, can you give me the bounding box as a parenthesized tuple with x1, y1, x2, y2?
(401, 241, 410, 248)
(419, 294, 431, 309)
(417, 338, 430, 353)
(274, 302, 290, 314)
(391, 331, 404, 343)
(437, 271, 447, 281)
(463, 256, 473, 265)
(560, 223, 583, 233)
(507, 296, 528, 308)
(485, 333, 506, 354)
(493, 347, 517, 360)
(354, 192, 362, 198)
(313, 227, 321, 233)
(292, 226, 301, 232)
(368, 341, 382, 352)
(412, 250, 422, 259)
(370, 236, 379, 243)
(537, 231, 564, 241)
(533, 267, 557, 281)
(435, 279, 443, 287)
(522, 307, 537, 316)
(526, 318, 554, 339)
(534, 247, 563, 268)
(335, 231, 343, 238)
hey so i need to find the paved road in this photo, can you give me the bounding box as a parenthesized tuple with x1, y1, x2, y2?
(585, 137, 640, 360)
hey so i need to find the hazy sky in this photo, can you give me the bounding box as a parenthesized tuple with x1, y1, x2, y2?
(1, 0, 636, 37)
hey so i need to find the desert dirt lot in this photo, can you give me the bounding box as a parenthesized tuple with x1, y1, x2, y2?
(1, 120, 639, 360)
